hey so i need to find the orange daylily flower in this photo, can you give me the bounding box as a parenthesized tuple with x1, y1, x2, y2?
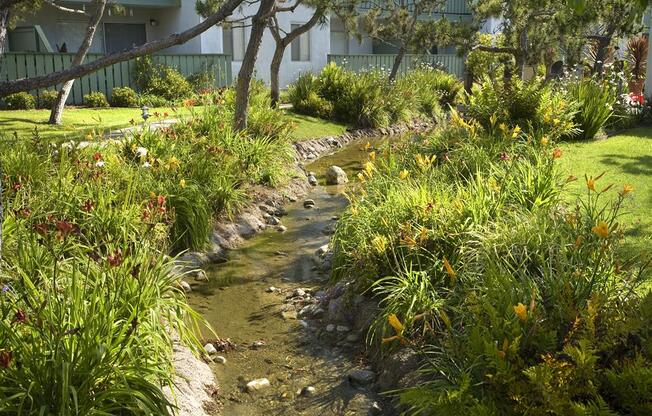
(513, 303, 527, 321)
(592, 221, 609, 238)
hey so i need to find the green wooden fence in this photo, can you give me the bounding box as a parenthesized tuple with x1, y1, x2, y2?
(328, 54, 466, 79)
(0, 52, 232, 105)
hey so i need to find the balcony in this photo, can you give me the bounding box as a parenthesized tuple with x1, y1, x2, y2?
(62, 0, 180, 9)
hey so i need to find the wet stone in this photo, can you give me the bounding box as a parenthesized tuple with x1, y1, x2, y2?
(303, 199, 316, 208)
(266, 286, 278, 293)
(336, 325, 350, 332)
(325, 165, 349, 185)
(266, 216, 280, 225)
(194, 270, 209, 282)
(281, 310, 298, 320)
(246, 378, 271, 392)
(204, 343, 218, 356)
(277, 225, 287, 233)
(179, 281, 192, 293)
(300, 386, 317, 397)
(308, 175, 318, 186)
(326, 324, 336, 332)
(348, 369, 376, 386)
(214, 355, 227, 364)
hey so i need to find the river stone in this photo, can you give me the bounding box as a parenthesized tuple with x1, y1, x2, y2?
(326, 324, 336, 332)
(325, 166, 349, 185)
(266, 286, 278, 293)
(194, 270, 209, 282)
(300, 386, 317, 397)
(293, 288, 306, 297)
(303, 199, 315, 208)
(277, 225, 287, 233)
(180, 281, 192, 293)
(336, 325, 350, 332)
(214, 355, 227, 364)
(204, 343, 218, 356)
(266, 216, 280, 226)
(308, 175, 318, 186)
(347, 369, 376, 386)
(316, 244, 329, 256)
(246, 378, 271, 392)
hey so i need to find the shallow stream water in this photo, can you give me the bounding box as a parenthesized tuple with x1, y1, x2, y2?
(189, 136, 394, 416)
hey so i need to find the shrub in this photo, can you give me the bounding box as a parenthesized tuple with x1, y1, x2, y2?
(83, 91, 109, 108)
(465, 33, 513, 81)
(134, 56, 193, 101)
(187, 68, 216, 93)
(111, 86, 139, 107)
(287, 73, 333, 118)
(565, 77, 615, 140)
(4, 92, 36, 110)
(139, 93, 170, 107)
(37, 90, 59, 109)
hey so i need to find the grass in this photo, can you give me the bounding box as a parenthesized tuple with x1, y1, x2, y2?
(0, 106, 197, 140)
(0, 106, 348, 142)
(559, 127, 652, 256)
(284, 110, 349, 141)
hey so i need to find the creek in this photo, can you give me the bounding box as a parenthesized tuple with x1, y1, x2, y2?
(189, 135, 395, 416)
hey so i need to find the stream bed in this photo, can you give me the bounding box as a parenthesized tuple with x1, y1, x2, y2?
(189, 136, 394, 415)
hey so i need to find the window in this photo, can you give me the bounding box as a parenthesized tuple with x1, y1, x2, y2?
(222, 22, 245, 61)
(329, 17, 348, 55)
(291, 24, 310, 61)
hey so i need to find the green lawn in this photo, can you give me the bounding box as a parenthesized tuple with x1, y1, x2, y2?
(0, 107, 347, 142)
(0, 106, 197, 140)
(559, 127, 652, 257)
(284, 110, 349, 141)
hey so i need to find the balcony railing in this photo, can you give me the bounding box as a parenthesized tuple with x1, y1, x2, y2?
(328, 53, 465, 78)
(358, 0, 470, 15)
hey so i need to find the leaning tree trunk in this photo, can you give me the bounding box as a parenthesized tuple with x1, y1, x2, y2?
(234, 0, 274, 131)
(49, 0, 107, 125)
(269, 42, 284, 107)
(388, 46, 406, 82)
(0, 8, 9, 56)
(592, 36, 612, 77)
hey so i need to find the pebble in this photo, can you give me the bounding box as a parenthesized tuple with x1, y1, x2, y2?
(293, 288, 306, 297)
(277, 225, 287, 233)
(346, 333, 360, 342)
(246, 378, 271, 392)
(194, 270, 209, 282)
(266, 216, 280, 225)
(370, 401, 383, 415)
(326, 324, 336, 332)
(204, 343, 218, 356)
(336, 325, 350, 332)
(281, 310, 298, 320)
(316, 244, 329, 256)
(286, 195, 297, 202)
(214, 355, 227, 364)
(251, 340, 267, 349)
(179, 281, 192, 292)
(308, 175, 318, 186)
(303, 199, 315, 208)
(347, 369, 376, 386)
(300, 386, 317, 397)
(298, 320, 309, 329)
(266, 286, 278, 293)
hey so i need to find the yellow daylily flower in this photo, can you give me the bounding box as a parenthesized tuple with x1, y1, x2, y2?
(513, 303, 527, 322)
(619, 184, 633, 197)
(443, 257, 456, 279)
(586, 177, 596, 191)
(364, 161, 374, 177)
(399, 170, 409, 180)
(357, 172, 365, 182)
(167, 156, 181, 171)
(179, 179, 186, 189)
(592, 221, 609, 239)
(388, 314, 404, 334)
(371, 235, 388, 253)
(540, 136, 549, 146)
(511, 125, 522, 138)
(369, 151, 376, 161)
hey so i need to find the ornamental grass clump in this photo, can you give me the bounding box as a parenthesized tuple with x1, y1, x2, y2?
(331, 102, 651, 414)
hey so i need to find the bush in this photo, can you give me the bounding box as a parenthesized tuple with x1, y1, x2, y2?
(134, 56, 193, 101)
(187, 68, 216, 93)
(565, 77, 616, 140)
(37, 90, 59, 109)
(4, 92, 36, 110)
(83, 91, 109, 108)
(287, 73, 333, 118)
(111, 86, 139, 107)
(139, 93, 170, 107)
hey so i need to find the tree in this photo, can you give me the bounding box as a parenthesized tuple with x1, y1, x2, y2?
(48, 0, 107, 125)
(267, 3, 327, 106)
(0, 0, 244, 96)
(361, 0, 448, 81)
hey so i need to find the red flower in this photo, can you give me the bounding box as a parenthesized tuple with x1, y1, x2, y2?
(18, 208, 31, 218)
(12, 309, 27, 324)
(55, 220, 75, 238)
(552, 148, 563, 159)
(34, 223, 49, 236)
(92, 152, 102, 161)
(12, 182, 22, 191)
(81, 200, 95, 212)
(107, 249, 123, 268)
(157, 195, 166, 207)
(0, 350, 12, 369)
(500, 152, 510, 161)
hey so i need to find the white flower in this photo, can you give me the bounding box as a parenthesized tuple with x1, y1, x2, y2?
(95, 161, 105, 168)
(136, 147, 148, 158)
(142, 161, 151, 168)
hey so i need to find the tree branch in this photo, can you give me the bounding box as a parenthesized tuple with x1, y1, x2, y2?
(473, 44, 518, 55)
(43, 0, 90, 15)
(0, 0, 243, 96)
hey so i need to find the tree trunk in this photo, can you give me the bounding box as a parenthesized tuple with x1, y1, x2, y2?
(49, 0, 107, 125)
(0, 8, 9, 56)
(0, 0, 243, 96)
(269, 41, 284, 107)
(389, 46, 406, 82)
(234, 0, 274, 131)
